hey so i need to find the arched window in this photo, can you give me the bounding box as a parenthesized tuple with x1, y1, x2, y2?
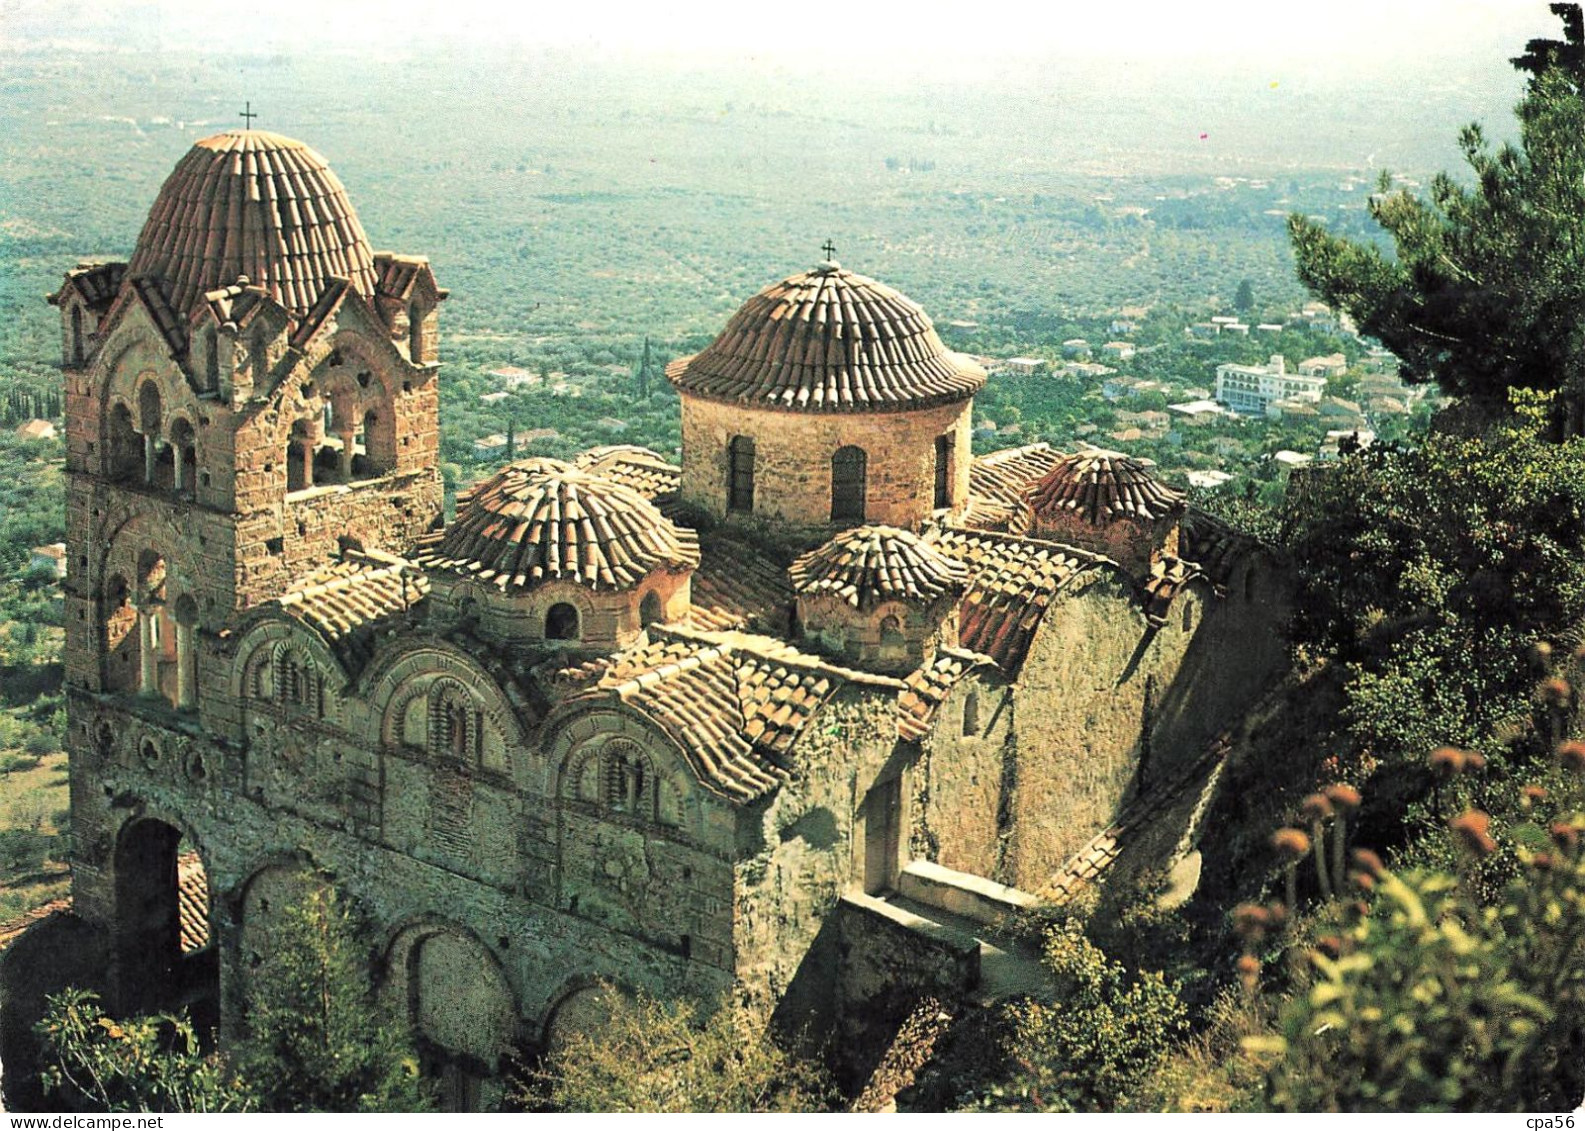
(107, 404, 140, 483)
(409, 303, 425, 363)
(727, 435, 755, 513)
(203, 326, 219, 391)
(1182, 600, 1195, 633)
(934, 433, 953, 510)
(640, 592, 664, 628)
(879, 614, 906, 660)
(137, 381, 162, 439)
(252, 325, 270, 381)
(962, 689, 981, 737)
(71, 305, 84, 367)
(545, 603, 580, 641)
(602, 740, 652, 819)
(831, 446, 867, 523)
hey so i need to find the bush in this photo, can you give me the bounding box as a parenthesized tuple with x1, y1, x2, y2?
(977, 922, 1189, 1112)
(0, 752, 40, 774)
(525, 986, 835, 1113)
(37, 990, 252, 1113)
(1254, 779, 1585, 1111)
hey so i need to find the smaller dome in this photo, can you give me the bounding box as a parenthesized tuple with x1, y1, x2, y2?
(416, 459, 700, 592)
(790, 525, 970, 610)
(1026, 449, 1185, 525)
(666, 264, 985, 413)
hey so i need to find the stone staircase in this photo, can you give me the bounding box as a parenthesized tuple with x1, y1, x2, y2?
(869, 859, 1055, 1006)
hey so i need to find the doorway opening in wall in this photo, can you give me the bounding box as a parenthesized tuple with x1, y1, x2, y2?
(112, 822, 218, 1037)
(861, 776, 902, 895)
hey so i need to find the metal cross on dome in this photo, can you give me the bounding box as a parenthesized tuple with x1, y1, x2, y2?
(240, 102, 258, 128)
(821, 240, 837, 261)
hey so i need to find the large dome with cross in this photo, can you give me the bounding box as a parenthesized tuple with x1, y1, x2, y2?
(126, 129, 379, 319)
(670, 258, 984, 534)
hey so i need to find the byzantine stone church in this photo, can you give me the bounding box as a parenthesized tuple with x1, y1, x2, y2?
(39, 128, 1287, 1107)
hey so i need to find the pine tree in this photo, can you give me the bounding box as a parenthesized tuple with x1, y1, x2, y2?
(1288, 4, 1585, 409)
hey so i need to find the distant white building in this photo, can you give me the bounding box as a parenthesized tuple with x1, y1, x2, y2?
(1273, 450, 1314, 468)
(1101, 342, 1135, 361)
(1215, 355, 1326, 416)
(1255, 323, 1285, 334)
(29, 542, 67, 579)
(1169, 399, 1227, 419)
(1003, 357, 1047, 376)
(1185, 469, 1235, 490)
(1061, 339, 1091, 358)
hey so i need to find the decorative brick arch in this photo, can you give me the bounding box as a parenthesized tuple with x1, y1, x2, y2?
(363, 640, 530, 782)
(544, 704, 703, 833)
(230, 617, 353, 703)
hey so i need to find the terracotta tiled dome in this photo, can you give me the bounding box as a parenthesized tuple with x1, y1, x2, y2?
(790, 525, 970, 609)
(1026, 449, 1185, 525)
(127, 131, 378, 318)
(415, 459, 700, 593)
(665, 262, 985, 412)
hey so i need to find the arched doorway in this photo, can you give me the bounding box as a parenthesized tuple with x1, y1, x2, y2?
(112, 818, 217, 1027)
(385, 924, 516, 1111)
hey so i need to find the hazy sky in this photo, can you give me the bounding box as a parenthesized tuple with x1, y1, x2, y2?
(0, 0, 1566, 67)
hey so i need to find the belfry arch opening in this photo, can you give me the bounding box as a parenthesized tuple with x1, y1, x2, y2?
(112, 820, 217, 1029)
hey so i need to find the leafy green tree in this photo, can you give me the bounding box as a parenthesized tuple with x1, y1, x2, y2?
(1234, 279, 1254, 315)
(36, 989, 253, 1112)
(238, 879, 431, 1112)
(1288, 4, 1585, 407)
(526, 986, 835, 1113)
(1287, 392, 1585, 778)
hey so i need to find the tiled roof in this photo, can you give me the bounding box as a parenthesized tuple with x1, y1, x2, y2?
(373, 252, 445, 303)
(177, 851, 210, 953)
(1180, 509, 1267, 587)
(131, 276, 189, 357)
(969, 443, 1065, 511)
(1026, 448, 1185, 526)
(199, 280, 273, 329)
(573, 446, 681, 503)
(1143, 555, 1206, 626)
(897, 647, 997, 741)
(929, 527, 1108, 675)
(49, 260, 126, 313)
(590, 627, 900, 802)
(127, 131, 378, 319)
(415, 459, 699, 593)
(276, 553, 428, 670)
(790, 525, 969, 610)
(690, 533, 795, 635)
(666, 263, 985, 413)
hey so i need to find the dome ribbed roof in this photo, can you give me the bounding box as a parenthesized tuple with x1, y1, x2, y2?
(127, 130, 377, 319)
(415, 459, 700, 593)
(790, 525, 970, 609)
(1027, 449, 1186, 525)
(666, 263, 985, 413)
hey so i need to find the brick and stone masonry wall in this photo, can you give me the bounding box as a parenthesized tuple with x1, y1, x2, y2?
(679, 396, 972, 532)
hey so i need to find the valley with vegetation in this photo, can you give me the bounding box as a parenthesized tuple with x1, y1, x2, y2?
(2, 2, 1585, 1113)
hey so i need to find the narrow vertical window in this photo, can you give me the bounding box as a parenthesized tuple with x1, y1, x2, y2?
(831, 446, 867, 523)
(727, 435, 755, 513)
(934, 433, 953, 509)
